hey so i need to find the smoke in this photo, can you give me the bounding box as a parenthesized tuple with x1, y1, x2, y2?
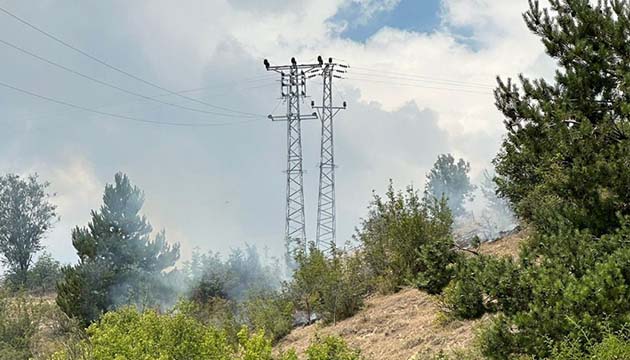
(181, 244, 283, 304)
(454, 168, 518, 243)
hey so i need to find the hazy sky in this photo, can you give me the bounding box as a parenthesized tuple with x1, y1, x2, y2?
(0, 0, 556, 264)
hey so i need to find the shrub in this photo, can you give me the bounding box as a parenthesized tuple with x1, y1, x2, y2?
(550, 332, 630, 360)
(355, 181, 457, 294)
(318, 251, 370, 324)
(0, 291, 40, 360)
(441, 252, 528, 321)
(441, 259, 485, 319)
(51, 307, 239, 359)
(0, 290, 78, 360)
(288, 245, 369, 325)
(241, 289, 294, 342)
(476, 225, 630, 359)
(305, 335, 362, 360)
(175, 298, 241, 344)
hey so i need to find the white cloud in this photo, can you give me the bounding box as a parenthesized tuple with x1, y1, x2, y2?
(0, 0, 558, 261)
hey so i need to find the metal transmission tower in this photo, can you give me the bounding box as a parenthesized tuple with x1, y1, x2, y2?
(264, 57, 321, 259)
(311, 56, 347, 254)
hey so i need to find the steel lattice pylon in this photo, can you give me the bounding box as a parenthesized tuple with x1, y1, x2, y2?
(312, 58, 347, 254)
(264, 58, 320, 261)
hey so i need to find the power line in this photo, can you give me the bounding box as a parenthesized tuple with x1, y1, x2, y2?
(0, 80, 261, 127)
(19, 79, 277, 122)
(344, 76, 492, 95)
(0, 37, 263, 119)
(351, 65, 495, 88)
(0, 5, 263, 117)
(350, 70, 494, 90)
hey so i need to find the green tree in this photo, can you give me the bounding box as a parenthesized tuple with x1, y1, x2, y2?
(494, 0, 630, 235)
(0, 174, 57, 287)
(425, 154, 475, 218)
(56, 173, 180, 326)
(27, 251, 62, 295)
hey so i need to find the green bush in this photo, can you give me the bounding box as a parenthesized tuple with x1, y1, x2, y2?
(441, 259, 485, 319)
(442, 253, 528, 320)
(288, 245, 369, 325)
(305, 335, 362, 360)
(0, 292, 40, 360)
(355, 181, 458, 294)
(50, 306, 361, 360)
(51, 307, 241, 359)
(319, 251, 370, 324)
(475, 225, 630, 359)
(550, 332, 630, 360)
(0, 290, 78, 360)
(241, 289, 294, 342)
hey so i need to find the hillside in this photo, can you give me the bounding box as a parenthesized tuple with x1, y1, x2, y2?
(275, 230, 527, 359)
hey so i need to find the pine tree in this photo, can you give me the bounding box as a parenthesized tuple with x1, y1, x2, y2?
(494, 0, 630, 235)
(57, 173, 179, 326)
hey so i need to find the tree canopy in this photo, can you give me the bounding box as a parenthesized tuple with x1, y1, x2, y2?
(0, 174, 56, 287)
(425, 154, 475, 218)
(494, 0, 630, 235)
(56, 173, 180, 326)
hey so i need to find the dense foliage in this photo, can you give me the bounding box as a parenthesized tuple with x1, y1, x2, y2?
(441, 2, 630, 358)
(0, 174, 57, 288)
(50, 306, 361, 360)
(493, 0, 630, 235)
(56, 173, 180, 326)
(288, 245, 369, 325)
(355, 181, 458, 294)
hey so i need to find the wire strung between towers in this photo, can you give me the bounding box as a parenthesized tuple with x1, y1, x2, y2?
(0, 5, 264, 117)
(350, 65, 496, 89)
(0, 80, 265, 127)
(0, 37, 267, 119)
(18, 78, 277, 123)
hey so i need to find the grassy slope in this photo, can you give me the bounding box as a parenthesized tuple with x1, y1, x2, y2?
(275, 230, 527, 359)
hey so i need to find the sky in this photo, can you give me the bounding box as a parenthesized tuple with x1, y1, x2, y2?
(0, 0, 557, 265)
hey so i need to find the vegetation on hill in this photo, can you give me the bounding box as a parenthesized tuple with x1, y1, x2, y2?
(2, 1, 630, 359)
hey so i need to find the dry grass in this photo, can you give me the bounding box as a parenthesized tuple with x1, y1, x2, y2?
(478, 228, 530, 259)
(275, 231, 528, 360)
(275, 288, 488, 360)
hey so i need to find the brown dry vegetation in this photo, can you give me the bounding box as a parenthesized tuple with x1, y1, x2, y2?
(478, 228, 529, 259)
(275, 230, 528, 360)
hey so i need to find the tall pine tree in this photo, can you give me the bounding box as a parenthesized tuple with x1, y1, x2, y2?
(494, 0, 630, 235)
(57, 173, 179, 326)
